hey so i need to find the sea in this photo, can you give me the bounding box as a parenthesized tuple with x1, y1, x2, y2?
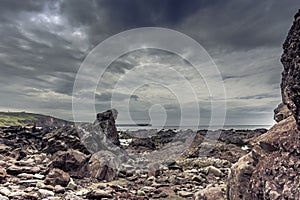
(117, 124, 273, 131)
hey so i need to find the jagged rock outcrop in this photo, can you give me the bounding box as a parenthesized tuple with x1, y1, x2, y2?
(277, 9, 300, 127)
(227, 10, 300, 200)
(94, 109, 120, 146)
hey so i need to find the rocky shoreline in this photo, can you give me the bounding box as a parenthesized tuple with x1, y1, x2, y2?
(0, 114, 267, 200)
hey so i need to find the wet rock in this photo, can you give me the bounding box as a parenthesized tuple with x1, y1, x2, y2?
(45, 168, 70, 187)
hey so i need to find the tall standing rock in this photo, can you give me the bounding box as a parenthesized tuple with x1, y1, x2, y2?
(94, 109, 120, 146)
(277, 9, 300, 127)
(227, 10, 300, 200)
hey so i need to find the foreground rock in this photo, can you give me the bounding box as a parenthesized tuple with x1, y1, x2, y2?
(227, 116, 300, 199)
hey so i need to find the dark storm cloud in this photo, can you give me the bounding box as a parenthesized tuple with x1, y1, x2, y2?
(0, 0, 297, 123)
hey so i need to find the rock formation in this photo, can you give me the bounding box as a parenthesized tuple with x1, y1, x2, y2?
(94, 109, 120, 146)
(227, 10, 300, 200)
(277, 9, 300, 127)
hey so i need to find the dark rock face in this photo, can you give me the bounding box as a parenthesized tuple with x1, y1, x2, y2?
(227, 11, 300, 200)
(94, 109, 120, 146)
(278, 10, 300, 128)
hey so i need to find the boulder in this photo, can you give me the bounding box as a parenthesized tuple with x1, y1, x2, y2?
(87, 151, 119, 181)
(50, 149, 88, 178)
(45, 168, 70, 187)
(94, 109, 120, 146)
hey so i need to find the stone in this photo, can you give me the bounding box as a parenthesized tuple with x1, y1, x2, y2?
(54, 185, 65, 193)
(148, 163, 161, 177)
(137, 190, 146, 196)
(130, 138, 156, 151)
(63, 192, 82, 200)
(86, 189, 113, 199)
(8, 191, 38, 200)
(66, 178, 77, 190)
(178, 190, 193, 197)
(6, 165, 40, 175)
(0, 194, 8, 200)
(38, 189, 55, 198)
(0, 187, 11, 196)
(75, 189, 89, 196)
(94, 109, 120, 146)
(0, 167, 7, 183)
(194, 185, 224, 200)
(50, 149, 88, 178)
(87, 151, 118, 181)
(45, 168, 70, 187)
(207, 166, 224, 177)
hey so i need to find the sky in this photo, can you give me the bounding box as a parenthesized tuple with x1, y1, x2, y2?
(0, 0, 299, 126)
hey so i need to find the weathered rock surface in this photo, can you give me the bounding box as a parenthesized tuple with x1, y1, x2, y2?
(278, 9, 300, 128)
(94, 109, 120, 146)
(227, 117, 300, 199)
(45, 168, 70, 186)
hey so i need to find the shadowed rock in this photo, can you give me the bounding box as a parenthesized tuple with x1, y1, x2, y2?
(94, 109, 120, 146)
(277, 9, 300, 128)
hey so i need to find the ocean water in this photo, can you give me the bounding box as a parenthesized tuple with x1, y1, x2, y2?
(117, 124, 273, 131)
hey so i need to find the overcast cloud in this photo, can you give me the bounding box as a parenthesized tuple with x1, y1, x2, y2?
(0, 0, 299, 126)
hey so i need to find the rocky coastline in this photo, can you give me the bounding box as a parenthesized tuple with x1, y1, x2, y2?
(0, 8, 299, 200)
